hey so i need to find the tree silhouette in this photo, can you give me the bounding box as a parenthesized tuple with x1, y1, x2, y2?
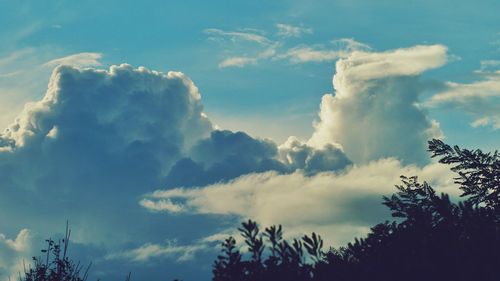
(213, 139, 500, 281)
(21, 223, 91, 281)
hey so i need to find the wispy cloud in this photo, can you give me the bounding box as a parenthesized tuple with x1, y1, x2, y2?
(0, 229, 32, 280)
(280, 46, 348, 63)
(426, 76, 500, 129)
(276, 23, 312, 38)
(206, 25, 371, 68)
(44, 52, 103, 68)
(475, 60, 500, 74)
(204, 28, 271, 45)
(141, 160, 455, 246)
(218, 56, 258, 68)
(218, 46, 277, 68)
(106, 240, 208, 263)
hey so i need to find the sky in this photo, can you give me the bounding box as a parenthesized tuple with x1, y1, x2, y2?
(0, 1, 499, 280)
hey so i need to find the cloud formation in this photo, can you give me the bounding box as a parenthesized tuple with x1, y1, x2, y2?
(141, 159, 456, 246)
(276, 23, 312, 38)
(44, 52, 103, 68)
(0, 229, 31, 279)
(0, 64, 216, 276)
(207, 25, 369, 68)
(426, 75, 500, 129)
(204, 28, 271, 45)
(106, 239, 208, 263)
(0, 43, 462, 279)
(309, 45, 448, 165)
(0, 62, 354, 279)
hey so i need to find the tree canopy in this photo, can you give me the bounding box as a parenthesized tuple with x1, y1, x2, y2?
(212, 139, 500, 281)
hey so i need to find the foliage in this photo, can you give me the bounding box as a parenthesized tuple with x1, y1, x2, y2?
(213, 139, 500, 281)
(21, 223, 91, 281)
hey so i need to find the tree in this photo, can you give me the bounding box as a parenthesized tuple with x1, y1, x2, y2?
(213, 139, 500, 281)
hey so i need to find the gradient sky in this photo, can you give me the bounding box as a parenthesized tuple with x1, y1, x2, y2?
(0, 1, 499, 280)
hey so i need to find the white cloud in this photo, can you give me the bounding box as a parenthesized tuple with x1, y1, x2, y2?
(279, 39, 370, 64)
(330, 45, 447, 83)
(204, 28, 271, 45)
(331, 38, 371, 52)
(477, 60, 500, 73)
(141, 159, 456, 246)
(0, 229, 32, 280)
(308, 45, 448, 165)
(44, 52, 103, 68)
(206, 25, 371, 68)
(281, 46, 348, 63)
(218, 45, 278, 68)
(276, 23, 312, 38)
(139, 198, 184, 213)
(426, 77, 500, 129)
(106, 240, 208, 263)
(218, 56, 257, 68)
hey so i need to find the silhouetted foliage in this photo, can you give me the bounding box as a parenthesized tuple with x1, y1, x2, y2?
(213, 139, 500, 281)
(21, 223, 136, 281)
(429, 138, 500, 208)
(21, 223, 91, 281)
(213, 220, 321, 281)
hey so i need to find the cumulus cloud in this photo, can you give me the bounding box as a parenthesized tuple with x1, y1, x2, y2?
(0, 43, 464, 279)
(308, 45, 448, 165)
(0, 63, 355, 278)
(164, 130, 350, 188)
(278, 136, 351, 175)
(0, 64, 216, 259)
(0, 229, 32, 280)
(44, 52, 103, 68)
(141, 159, 456, 246)
(426, 76, 500, 129)
(276, 23, 312, 38)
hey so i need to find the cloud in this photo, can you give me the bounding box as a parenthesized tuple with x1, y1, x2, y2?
(205, 25, 371, 68)
(276, 23, 312, 38)
(0, 63, 353, 278)
(0, 64, 215, 253)
(141, 159, 456, 246)
(426, 76, 500, 129)
(44, 52, 103, 68)
(0, 43, 465, 279)
(163, 130, 350, 188)
(278, 136, 351, 175)
(280, 39, 370, 64)
(218, 46, 278, 68)
(0, 229, 32, 280)
(281, 46, 348, 63)
(106, 240, 208, 263)
(308, 45, 448, 165)
(204, 28, 271, 45)
(331, 38, 371, 52)
(476, 60, 500, 73)
(218, 56, 257, 68)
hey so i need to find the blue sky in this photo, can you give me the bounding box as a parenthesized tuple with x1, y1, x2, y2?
(0, 1, 499, 280)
